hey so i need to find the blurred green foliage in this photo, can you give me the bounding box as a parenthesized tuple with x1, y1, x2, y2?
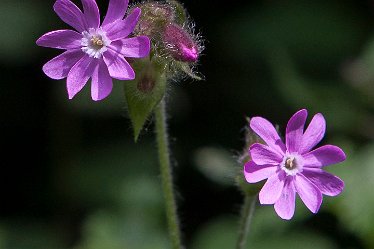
(1, 0, 373, 248)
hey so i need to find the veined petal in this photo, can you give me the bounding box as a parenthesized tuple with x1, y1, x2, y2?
(102, 0, 129, 26)
(250, 143, 283, 166)
(42, 49, 84, 79)
(274, 179, 296, 220)
(81, 0, 100, 29)
(302, 169, 344, 196)
(250, 117, 286, 155)
(303, 145, 346, 168)
(295, 173, 322, 213)
(109, 36, 151, 58)
(53, 0, 86, 32)
(36, 30, 82, 49)
(66, 55, 97, 99)
(104, 8, 141, 41)
(103, 49, 135, 80)
(244, 161, 278, 183)
(259, 172, 285, 204)
(300, 113, 326, 154)
(286, 109, 308, 153)
(91, 60, 113, 101)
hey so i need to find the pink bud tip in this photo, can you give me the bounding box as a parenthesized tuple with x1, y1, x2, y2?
(163, 23, 199, 63)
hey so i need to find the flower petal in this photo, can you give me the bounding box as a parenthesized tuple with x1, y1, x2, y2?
(250, 117, 286, 155)
(36, 30, 82, 49)
(66, 55, 97, 99)
(259, 172, 285, 204)
(300, 113, 326, 154)
(103, 49, 135, 80)
(42, 49, 84, 79)
(244, 161, 278, 183)
(250, 143, 283, 166)
(91, 60, 113, 101)
(303, 145, 346, 168)
(104, 8, 141, 41)
(53, 0, 86, 32)
(294, 173, 322, 213)
(302, 169, 344, 196)
(102, 0, 129, 26)
(109, 36, 151, 58)
(286, 109, 308, 153)
(274, 179, 296, 220)
(81, 0, 100, 29)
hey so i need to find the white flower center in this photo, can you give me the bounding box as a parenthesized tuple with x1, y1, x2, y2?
(81, 28, 111, 59)
(280, 154, 303, 176)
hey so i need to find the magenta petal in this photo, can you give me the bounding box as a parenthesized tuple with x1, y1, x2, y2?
(66, 55, 97, 99)
(102, 0, 129, 27)
(250, 117, 286, 155)
(109, 36, 151, 58)
(42, 49, 84, 79)
(286, 109, 308, 153)
(274, 180, 296, 220)
(243, 161, 277, 183)
(302, 169, 344, 196)
(295, 174, 322, 213)
(103, 50, 135, 80)
(53, 0, 86, 32)
(36, 30, 82, 49)
(81, 0, 100, 29)
(91, 60, 113, 101)
(250, 143, 283, 166)
(259, 172, 285, 204)
(300, 113, 326, 154)
(303, 145, 346, 168)
(104, 8, 141, 41)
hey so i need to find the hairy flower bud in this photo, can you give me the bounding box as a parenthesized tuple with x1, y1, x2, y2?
(163, 23, 199, 63)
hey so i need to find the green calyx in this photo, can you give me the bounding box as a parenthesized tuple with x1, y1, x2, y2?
(125, 57, 167, 142)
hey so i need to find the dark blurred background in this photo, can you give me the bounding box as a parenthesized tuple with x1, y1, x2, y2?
(1, 0, 373, 248)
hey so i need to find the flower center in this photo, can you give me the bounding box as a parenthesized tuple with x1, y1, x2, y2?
(81, 28, 111, 59)
(280, 154, 303, 176)
(285, 157, 297, 170)
(91, 36, 104, 49)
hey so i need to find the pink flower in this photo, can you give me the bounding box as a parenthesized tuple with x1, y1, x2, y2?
(244, 109, 346, 220)
(37, 0, 150, 101)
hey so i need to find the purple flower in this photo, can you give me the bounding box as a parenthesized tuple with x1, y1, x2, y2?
(244, 109, 346, 220)
(37, 0, 150, 101)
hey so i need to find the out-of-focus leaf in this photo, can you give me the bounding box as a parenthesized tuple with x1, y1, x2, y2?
(0, 1, 48, 63)
(191, 207, 335, 249)
(1, 221, 64, 249)
(193, 147, 237, 186)
(64, 142, 158, 205)
(266, 47, 369, 135)
(227, 0, 366, 68)
(334, 143, 374, 248)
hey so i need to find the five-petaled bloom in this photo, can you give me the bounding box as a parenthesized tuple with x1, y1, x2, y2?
(244, 109, 346, 220)
(37, 0, 150, 100)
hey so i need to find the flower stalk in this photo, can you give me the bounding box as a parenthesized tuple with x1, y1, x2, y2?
(154, 98, 183, 249)
(236, 193, 257, 249)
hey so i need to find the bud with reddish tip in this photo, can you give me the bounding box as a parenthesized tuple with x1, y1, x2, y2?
(133, 0, 203, 80)
(163, 23, 199, 63)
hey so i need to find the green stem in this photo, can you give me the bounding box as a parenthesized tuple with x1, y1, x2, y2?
(155, 98, 183, 249)
(236, 194, 257, 249)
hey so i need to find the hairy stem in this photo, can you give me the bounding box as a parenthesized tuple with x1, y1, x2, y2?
(155, 98, 183, 249)
(236, 194, 257, 249)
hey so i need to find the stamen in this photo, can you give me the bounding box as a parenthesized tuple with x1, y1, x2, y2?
(91, 37, 104, 48)
(285, 157, 296, 170)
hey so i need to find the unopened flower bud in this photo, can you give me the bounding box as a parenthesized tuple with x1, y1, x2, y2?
(163, 23, 199, 63)
(133, 2, 174, 37)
